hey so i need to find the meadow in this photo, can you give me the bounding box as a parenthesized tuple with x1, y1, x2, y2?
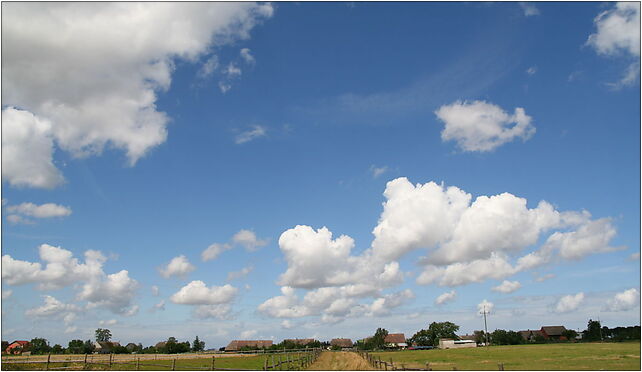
(371, 342, 641, 370)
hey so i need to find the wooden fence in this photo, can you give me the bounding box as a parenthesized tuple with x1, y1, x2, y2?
(355, 351, 507, 371)
(262, 349, 321, 370)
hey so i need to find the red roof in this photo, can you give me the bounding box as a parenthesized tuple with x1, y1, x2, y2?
(384, 334, 406, 344)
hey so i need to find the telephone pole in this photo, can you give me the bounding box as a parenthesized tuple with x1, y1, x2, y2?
(480, 305, 490, 346)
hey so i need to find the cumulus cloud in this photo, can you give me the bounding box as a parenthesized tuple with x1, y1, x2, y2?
(235, 125, 267, 144)
(26, 295, 80, 324)
(492, 280, 522, 294)
(228, 265, 254, 281)
(6, 215, 34, 225)
(159, 255, 196, 278)
(2, 2, 273, 188)
(555, 292, 584, 313)
(544, 218, 623, 260)
(78, 270, 139, 315)
(6, 202, 71, 218)
(435, 290, 457, 305)
(232, 230, 268, 251)
(519, 2, 540, 17)
(1, 108, 64, 188)
(587, 2, 640, 87)
(201, 243, 232, 262)
(477, 299, 494, 314)
(194, 304, 233, 319)
(170, 281, 237, 305)
(605, 288, 639, 311)
(240, 48, 255, 64)
(435, 100, 535, 152)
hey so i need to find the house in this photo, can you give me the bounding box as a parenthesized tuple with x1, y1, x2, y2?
(458, 334, 476, 342)
(6, 341, 30, 355)
(540, 326, 567, 341)
(125, 343, 138, 352)
(438, 338, 476, 349)
(330, 338, 353, 349)
(225, 340, 273, 351)
(284, 338, 317, 346)
(93, 341, 120, 354)
(384, 334, 407, 349)
(519, 329, 543, 342)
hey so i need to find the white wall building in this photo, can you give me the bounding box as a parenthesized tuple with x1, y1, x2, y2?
(438, 338, 477, 349)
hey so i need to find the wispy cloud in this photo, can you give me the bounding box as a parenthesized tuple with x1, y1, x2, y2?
(235, 125, 267, 144)
(370, 165, 389, 178)
(519, 2, 540, 17)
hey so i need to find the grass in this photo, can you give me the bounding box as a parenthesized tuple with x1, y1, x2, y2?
(1, 354, 268, 370)
(370, 342, 641, 370)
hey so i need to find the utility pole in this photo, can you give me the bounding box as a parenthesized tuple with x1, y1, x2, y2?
(480, 305, 490, 346)
(598, 315, 603, 341)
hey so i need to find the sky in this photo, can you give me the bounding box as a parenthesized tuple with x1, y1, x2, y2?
(1, 2, 640, 349)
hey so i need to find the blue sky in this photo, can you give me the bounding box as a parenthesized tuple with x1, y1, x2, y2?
(1, 2, 640, 348)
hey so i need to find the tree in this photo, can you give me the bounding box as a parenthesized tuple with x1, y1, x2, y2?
(583, 319, 602, 342)
(51, 344, 64, 354)
(68, 340, 85, 354)
(83, 340, 95, 354)
(410, 321, 460, 347)
(561, 329, 578, 341)
(365, 328, 388, 350)
(95, 328, 112, 342)
(473, 331, 486, 345)
(30, 338, 51, 355)
(192, 336, 205, 352)
(2, 341, 8, 353)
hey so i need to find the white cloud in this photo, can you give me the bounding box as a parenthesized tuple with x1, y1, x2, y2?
(235, 125, 267, 144)
(240, 48, 255, 64)
(607, 61, 641, 89)
(365, 289, 414, 316)
(153, 300, 166, 311)
(281, 320, 295, 329)
(492, 280, 522, 294)
(2, 290, 13, 300)
(257, 286, 312, 318)
(1, 108, 64, 189)
(2, 3, 273, 188)
(435, 290, 457, 305)
(534, 273, 555, 282)
(219, 82, 232, 93)
(435, 100, 535, 152)
(605, 288, 639, 312)
(151, 285, 160, 296)
(198, 55, 219, 78)
(555, 292, 584, 313)
(26, 295, 80, 324)
(240, 330, 258, 339)
(194, 304, 233, 319)
(225, 63, 242, 77)
(526, 66, 537, 75)
(6, 202, 72, 218)
(477, 299, 494, 315)
(170, 281, 237, 305)
(587, 2, 640, 57)
(232, 229, 268, 251)
(418, 254, 517, 287)
(6, 215, 34, 225)
(370, 165, 389, 178)
(64, 326, 78, 334)
(519, 2, 540, 17)
(78, 270, 139, 315)
(159, 255, 196, 279)
(629, 252, 640, 261)
(99, 319, 118, 326)
(228, 265, 254, 281)
(201, 243, 232, 262)
(544, 218, 622, 260)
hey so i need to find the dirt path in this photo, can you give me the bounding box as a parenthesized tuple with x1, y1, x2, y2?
(307, 351, 376, 370)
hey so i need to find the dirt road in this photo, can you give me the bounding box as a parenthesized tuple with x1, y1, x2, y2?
(307, 351, 376, 370)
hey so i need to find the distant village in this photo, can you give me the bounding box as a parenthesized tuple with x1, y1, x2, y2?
(5, 321, 639, 356)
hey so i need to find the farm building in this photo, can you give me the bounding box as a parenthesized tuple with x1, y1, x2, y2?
(284, 338, 317, 346)
(540, 326, 567, 341)
(519, 329, 543, 342)
(6, 340, 30, 354)
(330, 338, 353, 349)
(93, 341, 120, 354)
(225, 340, 273, 351)
(438, 338, 476, 349)
(125, 343, 138, 352)
(384, 333, 407, 349)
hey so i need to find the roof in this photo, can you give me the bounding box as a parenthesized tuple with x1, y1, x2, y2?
(9, 341, 30, 346)
(384, 334, 406, 344)
(284, 338, 316, 345)
(226, 340, 273, 350)
(330, 338, 353, 347)
(155, 341, 167, 349)
(458, 334, 476, 341)
(519, 330, 543, 339)
(541, 326, 567, 336)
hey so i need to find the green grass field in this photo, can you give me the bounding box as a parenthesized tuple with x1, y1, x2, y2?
(1, 354, 268, 370)
(371, 342, 641, 370)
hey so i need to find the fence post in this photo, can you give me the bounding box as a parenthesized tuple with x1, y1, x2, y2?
(425, 362, 431, 371)
(452, 366, 458, 371)
(401, 364, 406, 371)
(498, 363, 504, 371)
(136, 357, 140, 371)
(109, 353, 113, 369)
(172, 357, 176, 371)
(84, 354, 88, 370)
(211, 355, 216, 370)
(389, 358, 394, 371)
(264, 356, 268, 370)
(271, 354, 275, 370)
(45, 353, 51, 371)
